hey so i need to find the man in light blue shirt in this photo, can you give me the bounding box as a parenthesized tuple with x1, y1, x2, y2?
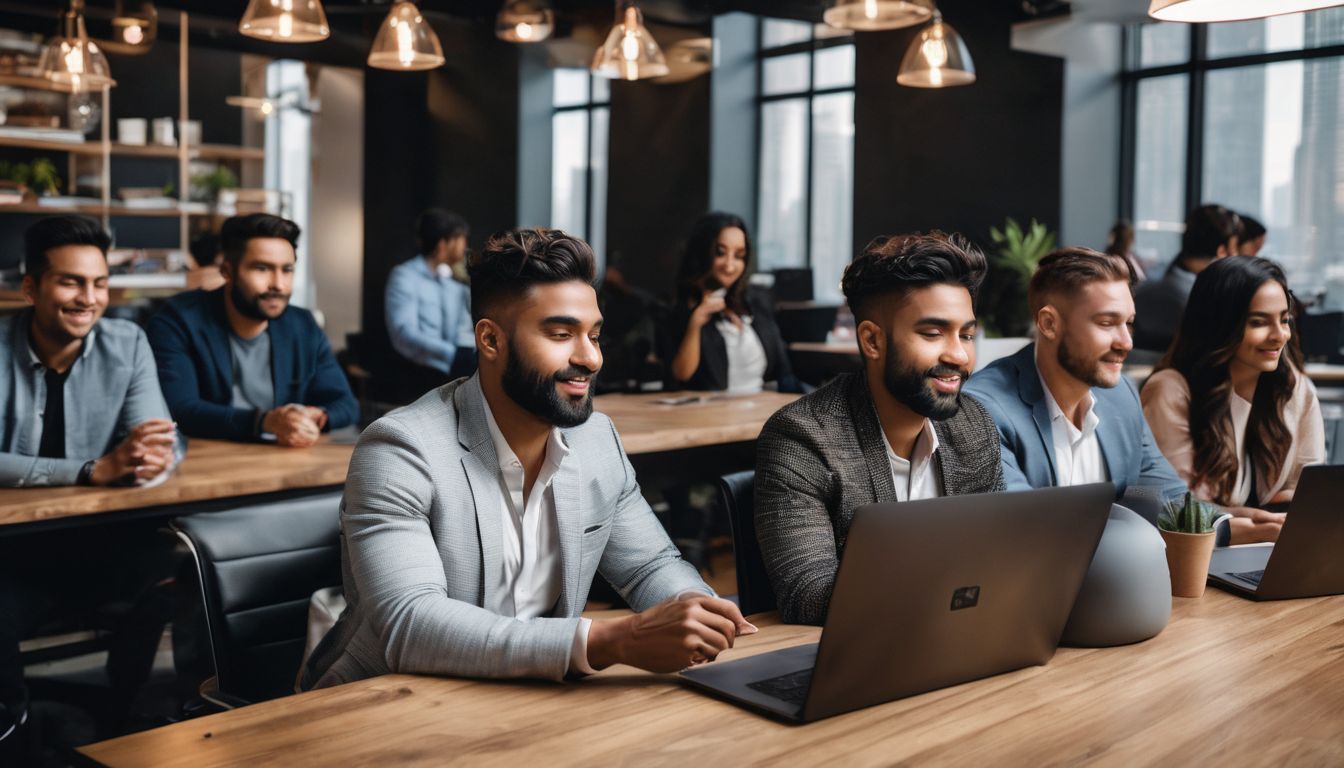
(385, 209, 477, 391)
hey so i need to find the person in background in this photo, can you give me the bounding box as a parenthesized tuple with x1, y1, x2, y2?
(385, 208, 478, 395)
(1104, 219, 1146, 282)
(964, 247, 1186, 504)
(0, 216, 179, 761)
(148, 213, 358, 446)
(1238, 215, 1267, 257)
(1132, 204, 1240, 353)
(755, 232, 1004, 625)
(1142, 257, 1324, 544)
(662, 212, 801, 394)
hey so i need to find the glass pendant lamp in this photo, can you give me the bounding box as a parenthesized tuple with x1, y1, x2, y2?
(823, 0, 934, 31)
(239, 0, 330, 43)
(591, 2, 669, 81)
(368, 1, 445, 71)
(896, 11, 974, 88)
(1149, 0, 1343, 22)
(105, 0, 157, 53)
(41, 0, 114, 92)
(496, 1, 555, 43)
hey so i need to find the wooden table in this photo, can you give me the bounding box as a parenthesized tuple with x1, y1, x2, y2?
(0, 437, 353, 532)
(594, 390, 798, 455)
(79, 590, 1344, 767)
(1125, 362, 1344, 386)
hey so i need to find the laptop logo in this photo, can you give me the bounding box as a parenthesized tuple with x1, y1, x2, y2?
(950, 586, 980, 610)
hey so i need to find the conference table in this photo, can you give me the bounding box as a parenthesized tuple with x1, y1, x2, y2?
(78, 589, 1344, 766)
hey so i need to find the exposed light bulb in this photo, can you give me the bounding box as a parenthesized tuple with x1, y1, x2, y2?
(396, 20, 413, 65)
(864, 0, 879, 19)
(515, 21, 533, 39)
(260, 101, 274, 115)
(921, 36, 947, 68)
(121, 23, 144, 44)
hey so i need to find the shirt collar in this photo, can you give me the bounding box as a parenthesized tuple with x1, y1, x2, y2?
(23, 316, 94, 370)
(879, 418, 940, 469)
(480, 392, 570, 474)
(1038, 369, 1100, 439)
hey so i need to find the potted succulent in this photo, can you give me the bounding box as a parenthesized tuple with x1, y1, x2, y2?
(1158, 492, 1219, 598)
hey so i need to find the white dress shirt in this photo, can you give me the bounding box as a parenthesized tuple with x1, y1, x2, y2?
(878, 418, 944, 501)
(1039, 373, 1109, 487)
(716, 315, 768, 394)
(481, 398, 596, 673)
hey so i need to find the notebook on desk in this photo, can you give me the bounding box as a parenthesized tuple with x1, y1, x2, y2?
(680, 483, 1114, 722)
(1208, 464, 1344, 600)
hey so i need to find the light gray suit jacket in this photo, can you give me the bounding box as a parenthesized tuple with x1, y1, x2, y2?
(302, 375, 710, 688)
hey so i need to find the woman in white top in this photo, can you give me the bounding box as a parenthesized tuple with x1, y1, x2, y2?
(1142, 256, 1326, 544)
(663, 212, 800, 394)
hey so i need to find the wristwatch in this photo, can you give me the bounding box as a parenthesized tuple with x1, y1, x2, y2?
(77, 459, 97, 486)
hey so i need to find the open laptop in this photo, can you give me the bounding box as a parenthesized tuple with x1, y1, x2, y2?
(680, 483, 1114, 722)
(1208, 464, 1344, 600)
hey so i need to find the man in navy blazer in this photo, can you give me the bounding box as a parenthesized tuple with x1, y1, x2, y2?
(965, 247, 1185, 502)
(147, 214, 357, 445)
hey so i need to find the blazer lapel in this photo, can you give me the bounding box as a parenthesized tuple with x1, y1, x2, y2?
(846, 375, 899, 504)
(550, 447, 583, 618)
(455, 376, 504, 609)
(1015, 344, 1059, 485)
(204, 291, 235, 398)
(1091, 394, 1125, 488)
(268, 312, 295, 404)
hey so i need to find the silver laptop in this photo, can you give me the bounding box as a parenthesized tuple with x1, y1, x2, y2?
(1208, 464, 1344, 600)
(680, 483, 1114, 722)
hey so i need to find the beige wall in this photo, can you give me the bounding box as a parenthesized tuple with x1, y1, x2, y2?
(309, 65, 364, 349)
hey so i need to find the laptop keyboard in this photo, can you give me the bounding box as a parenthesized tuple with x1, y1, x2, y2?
(747, 667, 814, 706)
(1232, 570, 1265, 586)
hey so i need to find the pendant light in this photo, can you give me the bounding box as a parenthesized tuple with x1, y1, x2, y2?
(105, 0, 157, 53)
(592, 1, 669, 81)
(368, 1, 445, 71)
(1149, 0, 1344, 22)
(41, 0, 114, 92)
(239, 0, 330, 43)
(496, 1, 555, 43)
(823, 0, 934, 31)
(896, 11, 974, 88)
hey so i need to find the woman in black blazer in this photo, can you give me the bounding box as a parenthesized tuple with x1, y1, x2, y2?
(663, 212, 801, 393)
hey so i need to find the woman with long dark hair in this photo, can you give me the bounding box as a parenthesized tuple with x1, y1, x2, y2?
(1141, 256, 1325, 544)
(662, 212, 799, 393)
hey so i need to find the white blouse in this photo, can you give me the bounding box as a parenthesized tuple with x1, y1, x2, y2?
(715, 315, 768, 395)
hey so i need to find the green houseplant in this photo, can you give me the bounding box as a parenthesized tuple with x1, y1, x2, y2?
(983, 217, 1056, 337)
(0, 158, 63, 197)
(1157, 492, 1219, 598)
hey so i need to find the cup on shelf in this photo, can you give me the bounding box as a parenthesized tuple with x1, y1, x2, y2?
(118, 118, 147, 145)
(180, 119, 201, 147)
(152, 117, 175, 146)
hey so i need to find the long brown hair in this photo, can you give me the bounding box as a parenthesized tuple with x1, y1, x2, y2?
(1157, 257, 1302, 503)
(676, 212, 752, 316)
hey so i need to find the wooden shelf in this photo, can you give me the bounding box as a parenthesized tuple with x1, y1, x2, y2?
(0, 72, 82, 94)
(0, 136, 264, 161)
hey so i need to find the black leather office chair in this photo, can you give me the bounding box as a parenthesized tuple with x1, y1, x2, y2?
(718, 471, 776, 616)
(171, 492, 343, 707)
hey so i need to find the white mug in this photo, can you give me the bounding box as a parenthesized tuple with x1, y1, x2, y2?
(118, 118, 146, 145)
(152, 117, 175, 146)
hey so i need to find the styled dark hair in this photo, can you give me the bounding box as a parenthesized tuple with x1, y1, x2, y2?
(468, 228, 597, 323)
(1104, 220, 1134, 257)
(24, 215, 111, 281)
(1239, 214, 1266, 242)
(416, 208, 469, 254)
(220, 213, 301, 267)
(676, 212, 752, 316)
(1028, 246, 1135, 315)
(1157, 256, 1303, 504)
(1180, 204, 1240, 262)
(841, 231, 987, 322)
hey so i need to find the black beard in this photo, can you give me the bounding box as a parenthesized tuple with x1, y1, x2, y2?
(1057, 333, 1123, 389)
(500, 344, 597, 428)
(882, 342, 967, 422)
(230, 282, 287, 321)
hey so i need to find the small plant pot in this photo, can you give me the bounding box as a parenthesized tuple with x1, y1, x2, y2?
(1159, 529, 1216, 598)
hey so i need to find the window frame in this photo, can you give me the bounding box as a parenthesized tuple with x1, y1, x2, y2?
(551, 70, 611, 247)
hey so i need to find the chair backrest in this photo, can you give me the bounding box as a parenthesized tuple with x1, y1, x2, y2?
(718, 471, 776, 616)
(171, 491, 343, 704)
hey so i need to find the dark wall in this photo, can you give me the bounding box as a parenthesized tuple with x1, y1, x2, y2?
(853, 0, 1063, 253)
(606, 76, 711, 298)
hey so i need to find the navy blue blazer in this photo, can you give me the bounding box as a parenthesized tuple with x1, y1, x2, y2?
(146, 288, 358, 441)
(964, 343, 1186, 503)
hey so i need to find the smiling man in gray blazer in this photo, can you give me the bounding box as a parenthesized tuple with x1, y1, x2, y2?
(303, 229, 752, 689)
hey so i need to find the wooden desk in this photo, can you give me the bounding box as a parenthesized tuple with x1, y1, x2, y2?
(79, 590, 1344, 766)
(0, 438, 353, 531)
(1125, 362, 1344, 386)
(594, 391, 798, 455)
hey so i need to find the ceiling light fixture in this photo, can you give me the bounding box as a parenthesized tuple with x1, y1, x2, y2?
(592, 1, 669, 81)
(104, 0, 157, 53)
(496, 0, 555, 43)
(368, 1, 445, 71)
(896, 10, 975, 88)
(239, 0, 330, 43)
(41, 0, 115, 92)
(823, 0, 934, 31)
(1149, 0, 1344, 22)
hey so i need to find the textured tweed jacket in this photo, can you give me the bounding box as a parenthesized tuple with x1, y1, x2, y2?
(301, 375, 710, 689)
(755, 373, 1005, 625)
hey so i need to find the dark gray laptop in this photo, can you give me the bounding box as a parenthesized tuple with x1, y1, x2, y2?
(680, 483, 1114, 722)
(1208, 464, 1344, 600)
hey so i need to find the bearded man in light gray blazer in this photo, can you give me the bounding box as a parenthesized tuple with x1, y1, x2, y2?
(303, 229, 752, 690)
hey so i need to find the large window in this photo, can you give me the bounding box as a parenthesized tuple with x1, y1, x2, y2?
(757, 20, 855, 301)
(551, 69, 610, 265)
(1123, 10, 1344, 306)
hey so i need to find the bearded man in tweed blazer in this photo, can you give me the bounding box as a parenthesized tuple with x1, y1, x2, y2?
(756, 233, 1005, 625)
(303, 230, 752, 690)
